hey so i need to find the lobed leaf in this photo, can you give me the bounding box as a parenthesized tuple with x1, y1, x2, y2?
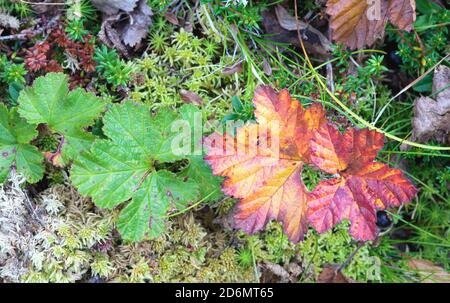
(18, 73, 105, 162)
(0, 104, 43, 183)
(206, 85, 417, 242)
(71, 101, 201, 241)
(327, 0, 416, 49)
(205, 85, 326, 242)
(308, 123, 417, 240)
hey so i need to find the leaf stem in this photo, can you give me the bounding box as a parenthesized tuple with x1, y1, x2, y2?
(165, 189, 219, 218)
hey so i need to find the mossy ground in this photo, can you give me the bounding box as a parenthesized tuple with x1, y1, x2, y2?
(0, 0, 449, 283)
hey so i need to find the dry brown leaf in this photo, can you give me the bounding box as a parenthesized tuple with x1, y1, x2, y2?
(412, 65, 450, 144)
(408, 259, 450, 283)
(317, 264, 352, 283)
(92, 0, 139, 15)
(44, 151, 64, 168)
(274, 4, 308, 31)
(164, 12, 180, 26)
(121, 0, 153, 47)
(262, 58, 272, 76)
(222, 61, 243, 75)
(179, 90, 203, 106)
(262, 7, 332, 56)
(327, 0, 416, 49)
(98, 0, 153, 52)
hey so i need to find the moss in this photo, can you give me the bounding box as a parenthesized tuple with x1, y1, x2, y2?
(296, 222, 382, 282)
(131, 18, 251, 120)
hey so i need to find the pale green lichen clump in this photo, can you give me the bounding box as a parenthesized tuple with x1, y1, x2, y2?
(0, 173, 382, 283)
(0, 176, 254, 282)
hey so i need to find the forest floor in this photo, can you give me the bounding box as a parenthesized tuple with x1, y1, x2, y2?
(0, 0, 449, 283)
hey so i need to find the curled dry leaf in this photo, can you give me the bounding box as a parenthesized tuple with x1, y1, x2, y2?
(205, 85, 327, 243)
(121, 0, 153, 47)
(97, 0, 153, 51)
(262, 6, 332, 56)
(412, 65, 450, 144)
(261, 261, 302, 283)
(308, 124, 417, 241)
(164, 12, 180, 26)
(92, 0, 139, 15)
(44, 151, 64, 168)
(326, 0, 416, 49)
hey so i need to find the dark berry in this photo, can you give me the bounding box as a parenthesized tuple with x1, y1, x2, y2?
(376, 211, 391, 228)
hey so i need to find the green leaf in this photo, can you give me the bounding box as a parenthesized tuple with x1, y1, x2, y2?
(70, 140, 148, 209)
(118, 171, 199, 241)
(0, 104, 43, 183)
(181, 155, 223, 202)
(178, 104, 223, 202)
(103, 101, 183, 162)
(71, 101, 200, 241)
(17, 73, 105, 162)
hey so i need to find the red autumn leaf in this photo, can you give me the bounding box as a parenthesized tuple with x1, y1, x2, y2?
(307, 124, 417, 241)
(326, 0, 416, 49)
(205, 85, 326, 242)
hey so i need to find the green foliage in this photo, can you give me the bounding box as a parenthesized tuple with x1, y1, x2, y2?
(65, 18, 89, 42)
(202, 0, 265, 31)
(0, 104, 43, 183)
(94, 45, 133, 88)
(388, 0, 449, 80)
(133, 21, 247, 120)
(297, 223, 382, 282)
(71, 102, 220, 241)
(17, 73, 105, 163)
(222, 96, 254, 122)
(0, 0, 31, 18)
(66, 0, 97, 21)
(1, 62, 26, 85)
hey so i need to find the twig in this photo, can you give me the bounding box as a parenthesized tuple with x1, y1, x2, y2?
(337, 242, 364, 272)
(0, 15, 60, 41)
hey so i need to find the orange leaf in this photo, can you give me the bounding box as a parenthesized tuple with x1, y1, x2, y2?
(327, 0, 416, 49)
(308, 123, 417, 240)
(205, 85, 326, 242)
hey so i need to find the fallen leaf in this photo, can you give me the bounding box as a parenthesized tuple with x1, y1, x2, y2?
(205, 85, 327, 242)
(412, 65, 450, 144)
(326, 0, 416, 49)
(408, 259, 450, 283)
(317, 264, 352, 283)
(99, 14, 130, 57)
(222, 61, 243, 76)
(121, 0, 153, 47)
(92, 0, 139, 15)
(179, 89, 203, 106)
(308, 124, 417, 241)
(274, 4, 307, 31)
(264, 262, 290, 280)
(262, 7, 332, 56)
(97, 0, 153, 52)
(164, 12, 179, 26)
(262, 58, 272, 76)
